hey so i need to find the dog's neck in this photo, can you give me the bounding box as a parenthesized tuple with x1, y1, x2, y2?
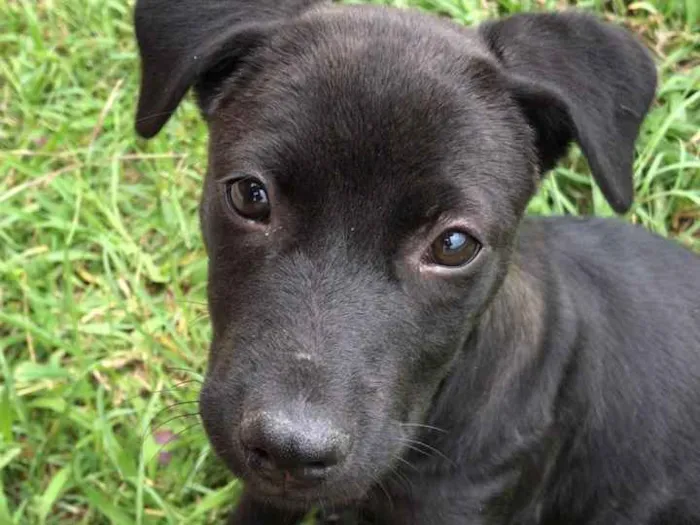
(423, 250, 579, 473)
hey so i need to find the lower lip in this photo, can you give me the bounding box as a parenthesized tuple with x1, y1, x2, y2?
(255, 471, 325, 491)
(250, 480, 324, 504)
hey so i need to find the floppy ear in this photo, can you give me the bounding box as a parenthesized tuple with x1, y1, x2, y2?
(134, 0, 322, 138)
(479, 12, 657, 213)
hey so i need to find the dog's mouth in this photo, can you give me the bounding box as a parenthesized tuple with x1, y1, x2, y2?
(247, 471, 332, 497)
(200, 427, 370, 507)
(241, 466, 370, 509)
(245, 456, 333, 492)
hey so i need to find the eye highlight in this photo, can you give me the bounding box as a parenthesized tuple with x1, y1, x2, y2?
(226, 177, 270, 222)
(430, 230, 481, 267)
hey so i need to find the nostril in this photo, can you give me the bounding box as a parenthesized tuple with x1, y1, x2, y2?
(245, 446, 276, 473)
(251, 447, 269, 461)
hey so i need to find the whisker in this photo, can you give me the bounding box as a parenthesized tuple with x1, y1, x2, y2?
(392, 454, 419, 473)
(145, 412, 201, 443)
(368, 473, 393, 511)
(163, 367, 204, 379)
(400, 422, 447, 434)
(385, 459, 414, 493)
(124, 379, 201, 404)
(150, 400, 200, 424)
(173, 299, 208, 307)
(144, 401, 200, 440)
(399, 438, 455, 466)
(351, 479, 367, 507)
(145, 421, 202, 465)
(399, 441, 433, 459)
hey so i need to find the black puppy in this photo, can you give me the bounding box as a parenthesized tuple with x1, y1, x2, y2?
(134, 1, 700, 523)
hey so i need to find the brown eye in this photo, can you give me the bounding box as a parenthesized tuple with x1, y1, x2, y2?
(226, 177, 270, 221)
(430, 230, 480, 267)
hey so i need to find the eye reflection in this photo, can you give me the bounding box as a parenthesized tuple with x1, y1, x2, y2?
(430, 230, 480, 267)
(226, 177, 271, 222)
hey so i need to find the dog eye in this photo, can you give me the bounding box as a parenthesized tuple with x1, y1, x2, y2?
(430, 230, 481, 267)
(226, 177, 270, 221)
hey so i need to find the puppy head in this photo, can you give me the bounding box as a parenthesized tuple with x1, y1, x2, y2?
(135, 0, 655, 509)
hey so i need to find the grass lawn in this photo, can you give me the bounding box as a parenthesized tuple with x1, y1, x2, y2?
(0, 0, 698, 523)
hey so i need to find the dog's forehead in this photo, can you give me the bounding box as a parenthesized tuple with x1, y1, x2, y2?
(208, 6, 534, 238)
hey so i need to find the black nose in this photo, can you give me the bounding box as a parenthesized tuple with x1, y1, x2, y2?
(240, 410, 350, 481)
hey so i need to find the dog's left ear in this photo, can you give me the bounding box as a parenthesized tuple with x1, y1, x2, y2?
(479, 12, 657, 213)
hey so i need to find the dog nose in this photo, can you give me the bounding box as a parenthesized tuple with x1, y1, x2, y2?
(240, 410, 350, 480)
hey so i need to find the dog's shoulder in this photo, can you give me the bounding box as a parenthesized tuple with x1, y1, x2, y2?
(520, 215, 699, 277)
(517, 215, 700, 349)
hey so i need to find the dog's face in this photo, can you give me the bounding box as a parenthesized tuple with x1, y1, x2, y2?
(198, 9, 535, 505)
(134, 0, 655, 510)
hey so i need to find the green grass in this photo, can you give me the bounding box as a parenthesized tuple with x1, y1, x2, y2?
(0, 0, 698, 522)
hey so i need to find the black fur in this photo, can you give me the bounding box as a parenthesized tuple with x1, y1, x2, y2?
(133, 1, 700, 524)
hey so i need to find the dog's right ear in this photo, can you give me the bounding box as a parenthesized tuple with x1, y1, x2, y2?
(134, 0, 321, 138)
